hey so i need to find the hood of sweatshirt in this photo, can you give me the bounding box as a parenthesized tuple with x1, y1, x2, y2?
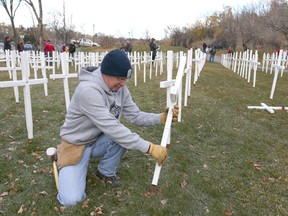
(79, 66, 114, 95)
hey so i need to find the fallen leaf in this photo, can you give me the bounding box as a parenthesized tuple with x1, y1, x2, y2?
(39, 191, 48, 195)
(32, 152, 43, 159)
(160, 199, 168, 206)
(180, 180, 187, 188)
(143, 191, 151, 198)
(17, 204, 26, 214)
(82, 199, 90, 208)
(59, 206, 66, 212)
(253, 163, 261, 170)
(9, 188, 17, 195)
(18, 160, 25, 165)
(94, 205, 103, 214)
(37, 167, 50, 173)
(224, 209, 232, 215)
(0, 192, 9, 197)
(31, 208, 37, 216)
(8, 147, 16, 152)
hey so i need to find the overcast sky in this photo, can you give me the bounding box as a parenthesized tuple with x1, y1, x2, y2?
(1, 0, 260, 39)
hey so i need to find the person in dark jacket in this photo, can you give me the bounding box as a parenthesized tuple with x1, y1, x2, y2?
(17, 40, 24, 52)
(125, 41, 132, 53)
(68, 40, 76, 57)
(149, 38, 159, 61)
(4, 36, 12, 50)
(209, 46, 216, 62)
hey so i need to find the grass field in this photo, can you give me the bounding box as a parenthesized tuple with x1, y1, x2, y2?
(0, 53, 287, 215)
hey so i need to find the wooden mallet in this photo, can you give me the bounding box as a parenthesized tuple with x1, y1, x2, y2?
(46, 147, 59, 190)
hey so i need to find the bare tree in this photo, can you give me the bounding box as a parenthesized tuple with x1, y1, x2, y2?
(23, 0, 43, 50)
(0, 0, 22, 45)
(48, 10, 76, 45)
(264, 0, 288, 42)
(234, 6, 263, 50)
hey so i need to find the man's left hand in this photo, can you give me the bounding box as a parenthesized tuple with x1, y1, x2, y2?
(160, 105, 179, 124)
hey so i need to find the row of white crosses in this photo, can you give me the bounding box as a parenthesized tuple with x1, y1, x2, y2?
(260, 50, 287, 100)
(0, 52, 48, 139)
(140, 51, 164, 84)
(0, 49, 205, 139)
(0, 50, 22, 102)
(262, 51, 287, 77)
(193, 48, 207, 85)
(128, 51, 141, 86)
(0, 50, 79, 138)
(220, 49, 287, 112)
(221, 50, 260, 87)
(267, 49, 286, 99)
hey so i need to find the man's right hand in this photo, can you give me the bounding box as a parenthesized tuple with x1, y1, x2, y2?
(147, 143, 168, 166)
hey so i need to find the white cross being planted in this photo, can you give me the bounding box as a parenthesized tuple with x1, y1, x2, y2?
(151, 54, 187, 188)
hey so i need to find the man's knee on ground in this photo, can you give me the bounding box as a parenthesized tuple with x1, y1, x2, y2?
(57, 193, 85, 206)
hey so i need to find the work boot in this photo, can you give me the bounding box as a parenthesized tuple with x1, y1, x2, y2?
(95, 170, 121, 188)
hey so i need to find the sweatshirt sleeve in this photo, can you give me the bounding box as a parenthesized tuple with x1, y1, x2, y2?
(78, 86, 150, 153)
(121, 88, 162, 126)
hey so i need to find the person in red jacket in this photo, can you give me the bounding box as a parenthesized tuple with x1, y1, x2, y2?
(44, 40, 55, 57)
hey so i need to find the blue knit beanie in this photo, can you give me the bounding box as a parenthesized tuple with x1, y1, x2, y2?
(101, 49, 132, 78)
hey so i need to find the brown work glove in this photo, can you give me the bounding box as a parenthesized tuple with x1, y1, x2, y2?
(146, 143, 168, 166)
(160, 105, 179, 124)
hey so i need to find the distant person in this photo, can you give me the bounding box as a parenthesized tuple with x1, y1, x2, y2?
(125, 41, 132, 54)
(202, 43, 207, 53)
(120, 41, 127, 52)
(17, 40, 24, 52)
(43, 39, 47, 53)
(57, 41, 65, 53)
(242, 43, 247, 52)
(149, 38, 159, 62)
(4, 36, 11, 51)
(34, 43, 39, 52)
(68, 40, 76, 57)
(120, 41, 132, 54)
(209, 46, 216, 62)
(228, 47, 234, 56)
(44, 40, 55, 57)
(276, 47, 281, 56)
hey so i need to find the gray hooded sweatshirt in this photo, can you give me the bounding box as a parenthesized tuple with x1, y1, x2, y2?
(60, 66, 162, 153)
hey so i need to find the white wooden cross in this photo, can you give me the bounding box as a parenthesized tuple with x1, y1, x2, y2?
(193, 49, 206, 85)
(0, 52, 48, 139)
(0, 50, 22, 102)
(151, 54, 187, 187)
(247, 102, 288, 113)
(50, 52, 78, 111)
(131, 51, 138, 86)
(141, 52, 149, 83)
(31, 52, 49, 96)
(270, 49, 285, 99)
(184, 48, 193, 107)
